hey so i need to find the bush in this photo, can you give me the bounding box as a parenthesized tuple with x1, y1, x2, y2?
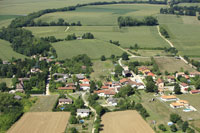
(170, 113, 182, 123)
(101, 55, 106, 61)
(170, 124, 177, 132)
(158, 124, 167, 131)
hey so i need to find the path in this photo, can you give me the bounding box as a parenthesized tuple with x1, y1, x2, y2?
(65, 26, 69, 32)
(157, 25, 197, 70)
(82, 92, 97, 133)
(117, 46, 136, 58)
(46, 67, 51, 95)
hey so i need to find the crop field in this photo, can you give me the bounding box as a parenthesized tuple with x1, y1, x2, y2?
(90, 60, 114, 81)
(101, 110, 154, 133)
(130, 49, 172, 57)
(155, 57, 196, 73)
(26, 26, 169, 48)
(36, 4, 165, 26)
(29, 95, 58, 112)
(8, 112, 70, 133)
(52, 39, 123, 60)
(158, 14, 200, 57)
(0, 39, 27, 60)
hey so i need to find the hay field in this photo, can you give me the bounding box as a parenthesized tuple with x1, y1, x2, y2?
(0, 39, 27, 60)
(52, 39, 123, 60)
(101, 110, 154, 133)
(36, 4, 166, 26)
(26, 26, 169, 48)
(155, 57, 196, 73)
(8, 112, 70, 133)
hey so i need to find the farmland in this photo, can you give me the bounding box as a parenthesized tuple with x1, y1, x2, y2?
(26, 26, 169, 48)
(29, 95, 59, 112)
(154, 57, 196, 73)
(0, 39, 27, 60)
(36, 4, 166, 26)
(52, 39, 123, 60)
(7, 112, 70, 133)
(101, 110, 154, 133)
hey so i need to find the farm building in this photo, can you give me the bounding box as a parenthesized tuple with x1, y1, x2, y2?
(77, 109, 90, 118)
(160, 95, 178, 102)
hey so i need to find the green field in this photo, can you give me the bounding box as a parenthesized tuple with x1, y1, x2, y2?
(52, 39, 123, 60)
(36, 4, 166, 26)
(29, 95, 59, 112)
(90, 60, 114, 80)
(158, 14, 200, 57)
(130, 49, 172, 57)
(26, 26, 169, 48)
(0, 39, 27, 60)
(0, 78, 12, 88)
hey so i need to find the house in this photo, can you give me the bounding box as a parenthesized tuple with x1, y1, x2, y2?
(9, 90, 16, 94)
(138, 66, 151, 74)
(31, 68, 42, 73)
(189, 72, 200, 78)
(55, 78, 66, 83)
(156, 78, 164, 89)
(127, 81, 145, 89)
(66, 83, 76, 87)
(58, 86, 76, 92)
(76, 74, 85, 80)
(120, 78, 129, 85)
(160, 95, 178, 102)
(81, 78, 90, 84)
(14, 95, 22, 100)
(101, 86, 109, 89)
(170, 102, 184, 109)
(107, 97, 118, 106)
(77, 109, 90, 118)
(80, 84, 90, 91)
(147, 72, 155, 77)
(3, 60, 11, 65)
(58, 98, 73, 105)
(122, 70, 132, 77)
(15, 82, 24, 93)
(53, 73, 69, 79)
(177, 100, 189, 106)
(167, 76, 175, 83)
(180, 83, 189, 93)
(190, 90, 200, 94)
(94, 90, 116, 97)
(176, 72, 185, 78)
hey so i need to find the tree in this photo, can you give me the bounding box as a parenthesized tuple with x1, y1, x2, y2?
(174, 83, 181, 94)
(90, 81, 96, 93)
(170, 124, 177, 132)
(182, 121, 189, 132)
(198, 16, 200, 20)
(195, 78, 200, 89)
(158, 124, 167, 131)
(170, 113, 182, 123)
(121, 52, 129, 60)
(70, 127, 78, 133)
(101, 55, 106, 61)
(82, 32, 94, 39)
(0, 82, 8, 92)
(110, 54, 115, 59)
(186, 127, 195, 133)
(95, 105, 106, 116)
(69, 115, 78, 124)
(114, 65, 123, 76)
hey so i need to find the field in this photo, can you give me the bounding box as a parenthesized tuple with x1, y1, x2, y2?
(36, 4, 166, 26)
(158, 14, 200, 57)
(101, 110, 154, 133)
(154, 57, 196, 73)
(0, 39, 27, 60)
(130, 49, 172, 57)
(52, 39, 123, 60)
(90, 60, 114, 80)
(0, 78, 12, 88)
(26, 26, 169, 48)
(7, 112, 70, 133)
(29, 95, 58, 112)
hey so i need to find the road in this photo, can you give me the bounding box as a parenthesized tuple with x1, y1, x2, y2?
(46, 67, 51, 95)
(157, 25, 197, 70)
(82, 92, 97, 133)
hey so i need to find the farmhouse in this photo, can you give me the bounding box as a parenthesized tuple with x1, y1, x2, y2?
(156, 78, 164, 89)
(58, 98, 73, 105)
(80, 84, 90, 91)
(77, 109, 90, 118)
(94, 90, 116, 97)
(190, 90, 200, 94)
(160, 95, 178, 102)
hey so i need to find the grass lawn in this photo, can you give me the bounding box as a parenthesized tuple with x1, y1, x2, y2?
(158, 14, 200, 57)
(130, 49, 172, 57)
(26, 26, 169, 48)
(155, 57, 196, 73)
(0, 39, 27, 60)
(36, 4, 165, 26)
(0, 78, 12, 88)
(91, 60, 115, 81)
(29, 95, 59, 112)
(52, 39, 123, 60)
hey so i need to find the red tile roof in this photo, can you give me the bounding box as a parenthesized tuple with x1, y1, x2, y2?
(94, 90, 116, 95)
(120, 78, 129, 83)
(180, 83, 188, 87)
(80, 84, 90, 87)
(147, 72, 155, 77)
(157, 78, 163, 84)
(190, 90, 200, 94)
(82, 78, 90, 82)
(101, 86, 109, 89)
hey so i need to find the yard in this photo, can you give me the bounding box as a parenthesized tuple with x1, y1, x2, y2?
(90, 60, 115, 81)
(154, 57, 196, 73)
(101, 110, 154, 133)
(7, 112, 70, 133)
(29, 95, 59, 112)
(0, 78, 12, 88)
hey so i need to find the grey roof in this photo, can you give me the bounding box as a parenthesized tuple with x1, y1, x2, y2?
(77, 109, 90, 113)
(59, 98, 72, 103)
(14, 95, 22, 100)
(107, 98, 117, 103)
(76, 74, 85, 79)
(112, 81, 120, 84)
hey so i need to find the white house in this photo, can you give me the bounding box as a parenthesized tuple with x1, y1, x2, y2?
(160, 95, 179, 102)
(94, 90, 116, 97)
(81, 78, 90, 84)
(58, 98, 73, 105)
(180, 83, 189, 93)
(107, 98, 118, 106)
(77, 109, 90, 118)
(80, 84, 90, 91)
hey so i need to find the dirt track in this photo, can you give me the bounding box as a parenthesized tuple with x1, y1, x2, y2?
(101, 110, 154, 133)
(8, 112, 70, 133)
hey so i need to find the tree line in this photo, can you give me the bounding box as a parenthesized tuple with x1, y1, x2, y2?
(117, 16, 158, 27)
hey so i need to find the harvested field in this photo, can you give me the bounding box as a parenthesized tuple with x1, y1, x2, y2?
(101, 110, 154, 133)
(8, 112, 70, 133)
(155, 57, 196, 73)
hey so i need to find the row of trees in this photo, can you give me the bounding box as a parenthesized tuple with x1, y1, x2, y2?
(117, 16, 158, 27)
(160, 26, 170, 38)
(160, 6, 200, 16)
(65, 33, 94, 41)
(0, 27, 52, 56)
